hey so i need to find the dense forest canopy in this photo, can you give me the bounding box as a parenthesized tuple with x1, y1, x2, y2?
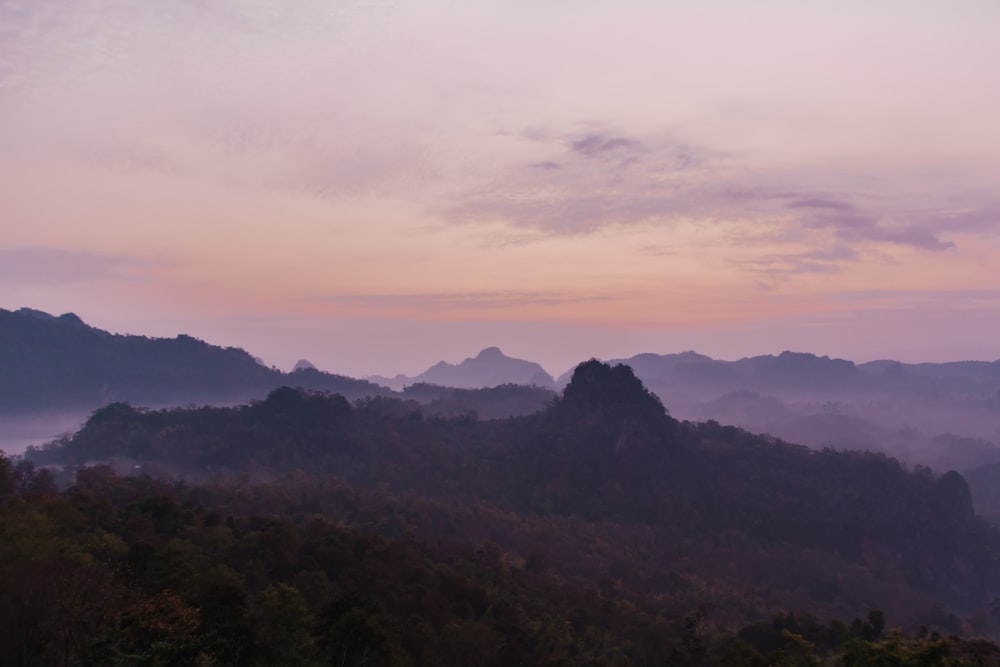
(14, 362, 1000, 662)
(8, 451, 1000, 665)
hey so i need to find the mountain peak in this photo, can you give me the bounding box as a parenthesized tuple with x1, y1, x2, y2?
(556, 360, 675, 450)
(13, 308, 86, 328)
(57, 312, 86, 327)
(16, 307, 56, 320)
(562, 360, 666, 417)
(293, 359, 317, 372)
(408, 347, 555, 389)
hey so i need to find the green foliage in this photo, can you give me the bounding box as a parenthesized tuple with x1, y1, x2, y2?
(251, 585, 314, 666)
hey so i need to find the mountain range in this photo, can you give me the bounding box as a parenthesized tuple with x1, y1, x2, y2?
(24, 361, 1000, 633)
(0, 308, 557, 453)
(0, 308, 386, 413)
(8, 308, 1000, 659)
(5, 307, 1000, 482)
(368, 346, 556, 390)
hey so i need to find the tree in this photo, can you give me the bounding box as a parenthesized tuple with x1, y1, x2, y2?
(251, 584, 314, 666)
(319, 596, 394, 667)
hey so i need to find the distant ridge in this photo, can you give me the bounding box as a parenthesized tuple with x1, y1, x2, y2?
(371, 346, 556, 390)
(0, 307, 387, 415)
(551, 350, 1000, 493)
(0, 309, 565, 455)
(557, 350, 1000, 394)
(29, 362, 1000, 624)
(292, 359, 317, 371)
(8, 306, 1000, 489)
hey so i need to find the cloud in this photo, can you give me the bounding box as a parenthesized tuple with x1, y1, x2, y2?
(636, 245, 678, 257)
(447, 128, 716, 233)
(324, 291, 612, 312)
(803, 243, 858, 261)
(877, 227, 954, 251)
(733, 245, 858, 279)
(0, 246, 154, 285)
(571, 133, 639, 158)
(788, 198, 853, 211)
(447, 122, 979, 259)
(831, 288, 1000, 305)
(793, 200, 955, 251)
(922, 206, 1000, 235)
(75, 140, 181, 175)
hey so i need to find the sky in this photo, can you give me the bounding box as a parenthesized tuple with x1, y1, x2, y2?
(2, 0, 1000, 378)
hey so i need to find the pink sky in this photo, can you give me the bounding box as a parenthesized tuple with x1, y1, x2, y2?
(2, 1, 1000, 377)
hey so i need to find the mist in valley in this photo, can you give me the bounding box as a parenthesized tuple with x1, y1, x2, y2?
(562, 353, 1000, 475)
(1, 411, 89, 457)
(663, 385, 1000, 473)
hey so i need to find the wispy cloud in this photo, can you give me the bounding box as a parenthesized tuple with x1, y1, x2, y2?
(446, 124, 968, 258)
(803, 244, 859, 261)
(790, 198, 954, 251)
(447, 127, 715, 233)
(732, 244, 859, 279)
(830, 288, 1000, 306)
(788, 198, 854, 211)
(0, 246, 155, 285)
(921, 206, 1000, 235)
(571, 133, 639, 158)
(324, 291, 613, 311)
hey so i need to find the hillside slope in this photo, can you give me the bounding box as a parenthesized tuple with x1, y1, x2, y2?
(0, 307, 387, 414)
(30, 361, 1000, 627)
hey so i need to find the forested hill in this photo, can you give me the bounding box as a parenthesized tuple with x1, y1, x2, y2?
(552, 350, 1000, 479)
(30, 360, 1000, 628)
(0, 307, 388, 413)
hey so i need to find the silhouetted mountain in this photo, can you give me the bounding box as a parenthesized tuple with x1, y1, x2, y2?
(8, 304, 1000, 493)
(559, 350, 863, 392)
(872, 359, 1000, 382)
(555, 350, 725, 386)
(556, 359, 673, 444)
(377, 347, 556, 390)
(29, 362, 1000, 625)
(0, 307, 388, 416)
(0, 309, 566, 457)
(292, 358, 317, 371)
(561, 350, 1000, 396)
(734, 351, 862, 390)
(554, 351, 1000, 488)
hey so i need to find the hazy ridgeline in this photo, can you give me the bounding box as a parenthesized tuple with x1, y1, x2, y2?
(8, 360, 1000, 665)
(6, 308, 1000, 504)
(7, 307, 1000, 663)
